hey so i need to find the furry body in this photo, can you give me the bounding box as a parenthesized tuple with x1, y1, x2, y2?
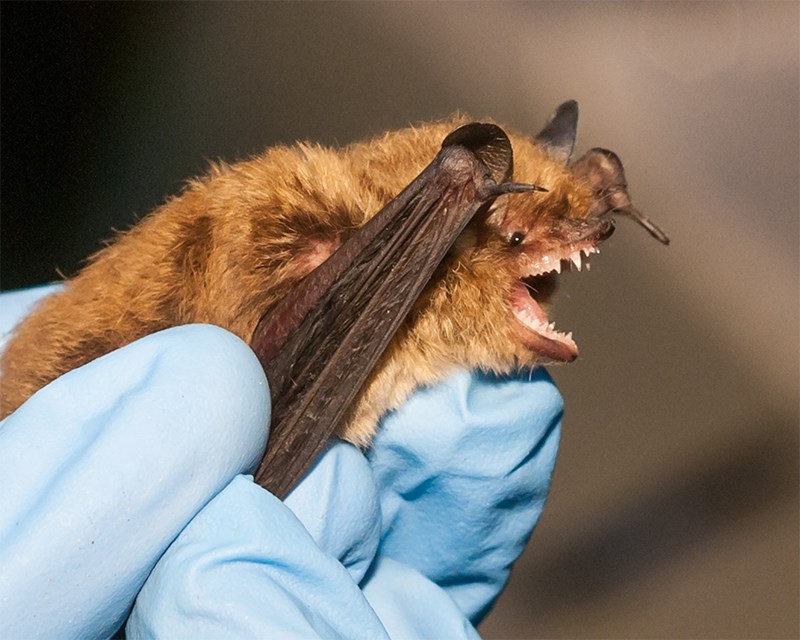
(0, 117, 599, 444)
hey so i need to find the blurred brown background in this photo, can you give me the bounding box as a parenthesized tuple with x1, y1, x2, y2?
(2, 2, 797, 637)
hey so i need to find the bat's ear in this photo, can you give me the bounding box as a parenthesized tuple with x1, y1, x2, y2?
(535, 100, 579, 163)
(571, 147, 630, 216)
(573, 147, 670, 244)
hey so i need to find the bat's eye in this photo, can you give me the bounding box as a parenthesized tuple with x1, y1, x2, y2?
(509, 232, 526, 246)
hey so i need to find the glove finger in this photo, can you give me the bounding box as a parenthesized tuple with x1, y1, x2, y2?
(0, 324, 270, 639)
(361, 556, 479, 640)
(368, 368, 563, 623)
(284, 439, 382, 585)
(127, 475, 389, 640)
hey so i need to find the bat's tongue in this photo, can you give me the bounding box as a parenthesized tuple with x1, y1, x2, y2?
(510, 282, 578, 362)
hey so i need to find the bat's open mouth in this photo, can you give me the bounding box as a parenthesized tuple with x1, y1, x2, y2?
(510, 239, 604, 362)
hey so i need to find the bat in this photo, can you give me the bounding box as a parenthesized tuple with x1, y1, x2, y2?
(0, 101, 668, 498)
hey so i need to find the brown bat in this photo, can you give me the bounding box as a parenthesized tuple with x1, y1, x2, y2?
(0, 101, 668, 497)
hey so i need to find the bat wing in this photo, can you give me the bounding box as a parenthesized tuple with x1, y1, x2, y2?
(250, 123, 535, 498)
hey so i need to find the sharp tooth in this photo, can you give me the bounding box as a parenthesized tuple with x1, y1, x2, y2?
(585, 260, 591, 271)
(571, 251, 582, 271)
(548, 322, 555, 331)
(554, 261, 561, 274)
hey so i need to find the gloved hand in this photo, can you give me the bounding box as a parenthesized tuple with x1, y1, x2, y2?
(0, 285, 563, 639)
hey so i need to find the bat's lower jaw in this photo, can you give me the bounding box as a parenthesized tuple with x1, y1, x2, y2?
(510, 281, 578, 363)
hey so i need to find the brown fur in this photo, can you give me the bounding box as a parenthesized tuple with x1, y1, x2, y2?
(0, 117, 595, 445)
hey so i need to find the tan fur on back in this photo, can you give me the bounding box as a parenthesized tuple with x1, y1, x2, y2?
(0, 117, 593, 445)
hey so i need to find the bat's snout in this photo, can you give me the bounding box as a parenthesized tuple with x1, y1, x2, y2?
(596, 217, 616, 243)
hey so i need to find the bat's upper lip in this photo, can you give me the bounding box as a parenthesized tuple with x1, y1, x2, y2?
(523, 244, 599, 276)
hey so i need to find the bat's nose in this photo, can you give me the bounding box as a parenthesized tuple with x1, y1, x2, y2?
(597, 218, 616, 242)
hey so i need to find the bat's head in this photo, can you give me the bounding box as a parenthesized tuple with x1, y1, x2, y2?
(401, 101, 669, 376)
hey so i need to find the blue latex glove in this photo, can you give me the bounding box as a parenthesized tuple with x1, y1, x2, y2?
(0, 285, 562, 638)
